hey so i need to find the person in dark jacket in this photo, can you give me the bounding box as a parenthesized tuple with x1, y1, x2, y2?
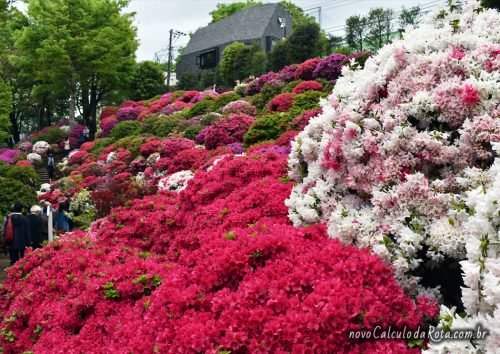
(27, 205, 43, 249)
(3, 203, 31, 265)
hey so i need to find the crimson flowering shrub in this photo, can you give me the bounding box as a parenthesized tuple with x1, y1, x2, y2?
(313, 53, 347, 80)
(116, 106, 143, 122)
(15, 160, 32, 167)
(160, 138, 195, 158)
(68, 150, 90, 166)
(178, 90, 199, 103)
(288, 108, 323, 130)
(161, 101, 192, 116)
(100, 106, 118, 120)
(268, 93, 294, 112)
(100, 116, 117, 137)
(0, 150, 437, 352)
(196, 114, 255, 149)
(140, 137, 162, 157)
(292, 80, 324, 94)
(295, 58, 321, 80)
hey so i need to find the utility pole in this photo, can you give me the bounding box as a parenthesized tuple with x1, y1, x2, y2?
(166, 29, 187, 91)
(305, 6, 322, 28)
(166, 29, 174, 91)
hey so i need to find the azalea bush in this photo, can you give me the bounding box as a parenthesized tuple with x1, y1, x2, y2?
(196, 114, 255, 149)
(0, 150, 437, 352)
(287, 1, 500, 323)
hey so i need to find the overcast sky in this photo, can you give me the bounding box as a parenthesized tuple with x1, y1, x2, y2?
(127, 0, 448, 62)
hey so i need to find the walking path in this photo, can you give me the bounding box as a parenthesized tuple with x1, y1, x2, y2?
(0, 255, 10, 282)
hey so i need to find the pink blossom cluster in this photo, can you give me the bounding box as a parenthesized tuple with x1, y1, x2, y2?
(268, 93, 294, 112)
(292, 80, 324, 94)
(222, 99, 257, 116)
(196, 114, 255, 149)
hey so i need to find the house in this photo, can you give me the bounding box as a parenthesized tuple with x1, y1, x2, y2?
(176, 3, 292, 81)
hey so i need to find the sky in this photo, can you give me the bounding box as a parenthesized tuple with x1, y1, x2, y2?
(127, 0, 448, 62)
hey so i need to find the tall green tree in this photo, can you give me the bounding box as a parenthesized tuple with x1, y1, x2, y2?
(399, 6, 421, 31)
(365, 8, 394, 50)
(267, 38, 290, 71)
(345, 15, 368, 51)
(129, 61, 166, 101)
(0, 80, 11, 139)
(13, 0, 137, 138)
(287, 22, 322, 63)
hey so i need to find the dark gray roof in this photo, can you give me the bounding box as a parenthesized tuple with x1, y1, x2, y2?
(182, 3, 279, 55)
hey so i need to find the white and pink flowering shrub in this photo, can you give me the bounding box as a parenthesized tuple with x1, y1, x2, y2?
(287, 0, 500, 299)
(157, 170, 194, 192)
(26, 153, 42, 163)
(32, 141, 50, 155)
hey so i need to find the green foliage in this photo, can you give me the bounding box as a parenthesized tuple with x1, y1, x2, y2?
(289, 91, 325, 116)
(13, 0, 138, 131)
(345, 15, 368, 51)
(0, 80, 12, 139)
(261, 82, 285, 103)
(31, 127, 68, 144)
(153, 117, 180, 137)
(288, 22, 322, 64)
(113, 135, 146, 158)
(185, 96, 216, 118)
(89, 137, 114, 158)
(212, 92, 241, 110)
(0, 160, 13, 176)
(283, 80, 304, 93)
(199, 69, 217, 90)
(267, 39, 290, 72)
(140, 115, 162, 135)
(183, 125, 202, 140)
(209, 0, 262, 23)
(249, 93, 268, 111)
(110, 120, 142, 140)
(129, 61, 166, 101)
(219, 42, 266, 86)
(0, 176, 37, 218)
(278, 1, 316, 27)
(5, 166, 40, 189)
(244, 112, 291, 145)
(365, 8, 394, 50)
(176, 72, 199, 91)
(481, 0, 500, 10)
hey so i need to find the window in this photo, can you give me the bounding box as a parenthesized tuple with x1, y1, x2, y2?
(199, 48, 218, 69)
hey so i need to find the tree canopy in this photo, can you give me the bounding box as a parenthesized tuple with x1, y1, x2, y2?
(129, 61, 166, 101)
(12, 0, 137, 138)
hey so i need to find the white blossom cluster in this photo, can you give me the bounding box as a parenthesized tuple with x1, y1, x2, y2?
(287, 0, 500, 298)
(157, 170, 194, 192)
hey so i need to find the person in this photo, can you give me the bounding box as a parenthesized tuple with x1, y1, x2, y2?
(47, 152, 55, 181)
(63, 138, 71, 154)
(27, 205, 43, 249)
(2, 203, 31, 265)
(82, 126, 90, 141)
(55, 199, 70, 232)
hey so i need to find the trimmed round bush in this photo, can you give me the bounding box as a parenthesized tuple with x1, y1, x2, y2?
(110, 121, 142, 140)
(6, 166, 40, 189)
(0, 177, 37, 218)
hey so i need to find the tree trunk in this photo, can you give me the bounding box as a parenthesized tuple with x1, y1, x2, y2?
(9, 112, 20, 143)
(89, 83, 99, 140)
(68, 72, 77, 128)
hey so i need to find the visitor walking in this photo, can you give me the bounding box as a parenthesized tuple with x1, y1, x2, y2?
(47, 152, 55, 181)
(55, 199, 70, 232)
(83, 126, 90, 141)
(63, 138, 71, 154)
(27, 205, 44, 249)
(2, 203, 31, 265)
